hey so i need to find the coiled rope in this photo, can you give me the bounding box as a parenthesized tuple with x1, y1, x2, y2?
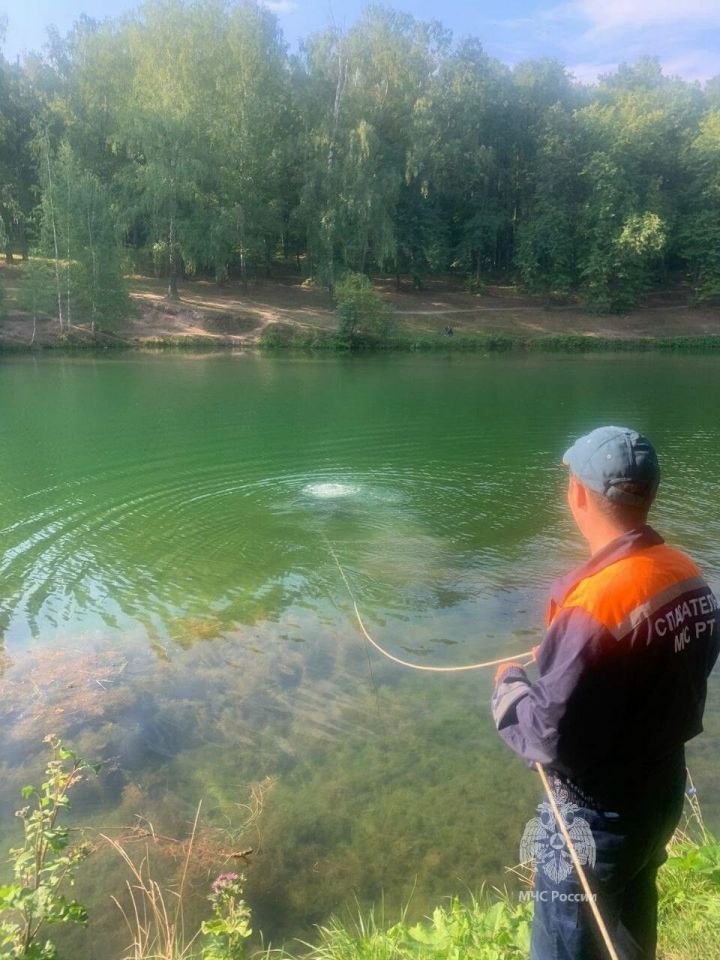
(327, 537, 620, 960)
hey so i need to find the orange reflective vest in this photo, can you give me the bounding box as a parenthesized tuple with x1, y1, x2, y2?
(492, 525, 719, 810)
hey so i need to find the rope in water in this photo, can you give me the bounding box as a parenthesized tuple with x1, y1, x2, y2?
(327, 537, 619, 960)
(326, 537, 535, 672)
(353, 600, 535, 672)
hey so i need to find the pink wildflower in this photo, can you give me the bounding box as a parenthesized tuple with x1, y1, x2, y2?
(211, 872, 240, 894)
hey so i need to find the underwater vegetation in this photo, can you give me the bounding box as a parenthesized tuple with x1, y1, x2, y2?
(0, 629, 535, 951)
(0, 737, 717, 960)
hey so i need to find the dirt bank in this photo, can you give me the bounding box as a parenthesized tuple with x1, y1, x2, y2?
(1, 266, 719, 350)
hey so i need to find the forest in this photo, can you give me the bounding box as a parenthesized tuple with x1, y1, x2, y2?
(1, 0, 720, 330)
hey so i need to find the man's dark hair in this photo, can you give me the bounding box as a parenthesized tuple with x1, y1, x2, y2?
(587, 482, 654, 529)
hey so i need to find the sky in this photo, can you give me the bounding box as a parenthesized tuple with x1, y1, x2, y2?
(1, 0, 719, 84)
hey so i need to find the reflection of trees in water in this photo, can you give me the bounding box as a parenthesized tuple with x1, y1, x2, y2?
(0, 431, 494, 645)
(0, 508, 315, 639)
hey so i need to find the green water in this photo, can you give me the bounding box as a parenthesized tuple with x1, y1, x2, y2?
(1, 353, 719, 954)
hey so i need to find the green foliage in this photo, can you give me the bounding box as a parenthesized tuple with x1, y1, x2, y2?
(0, 53, 38, 262)
(112, 0, 289, 295)
(658, 800, 720, 958)
(37, 140, 129, 331)
(463, 274, 488, 295)
(0, 736, 98, 959)
(274, 893, 532, 960)
(515, 106, 580, 295)
(17, 259, 63, 322)
(335, 273, 395, 344)
(0, 216, 6, 316)
(255, 329, 720, 354)
(679, 110, 720, 302)
(2, 2, 720, 315)
(298, 9, 443, 288)
(582, 211, 667, 313)
(201, 873, 252, 960)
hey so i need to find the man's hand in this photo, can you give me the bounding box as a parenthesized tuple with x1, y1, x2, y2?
(494, 661, 524, 684)
(532, 644, 541, 662)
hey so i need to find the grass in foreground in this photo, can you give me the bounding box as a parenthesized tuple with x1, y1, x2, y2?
(270, 891, 532, 960)
(657, 784, 720, 960)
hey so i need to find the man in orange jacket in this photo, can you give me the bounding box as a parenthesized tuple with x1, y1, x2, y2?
(492, 426, 719, 960)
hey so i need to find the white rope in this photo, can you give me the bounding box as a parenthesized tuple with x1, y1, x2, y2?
(352, 600, 535, 672)
(328, 537, 620, 960)
(536, 763, 620, 960)
(327, 537, 534, 672)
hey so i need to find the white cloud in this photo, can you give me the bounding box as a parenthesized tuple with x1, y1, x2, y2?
(566, 50, 718, 85)
(565, 0, 720, 30)
(487, 1, 720, 84)
(660, 51, 719, 82)
(262, 0, 298, 13)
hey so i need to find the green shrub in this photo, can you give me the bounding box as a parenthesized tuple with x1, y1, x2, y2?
(0, 736, 98, 960)
(334, 273, 395, 345)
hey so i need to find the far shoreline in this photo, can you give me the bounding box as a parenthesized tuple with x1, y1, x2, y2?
(4, 331, 720, 356)
(2, 265, 720, 356)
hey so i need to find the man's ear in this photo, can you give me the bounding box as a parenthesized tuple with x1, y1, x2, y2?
(575, 479, 588, 511)
(568, 474, 588, 511)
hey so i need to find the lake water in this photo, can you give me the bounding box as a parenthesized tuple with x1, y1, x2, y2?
(1, 352, 719, 953)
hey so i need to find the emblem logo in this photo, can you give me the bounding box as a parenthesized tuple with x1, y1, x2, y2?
(520, 780, 596, 883)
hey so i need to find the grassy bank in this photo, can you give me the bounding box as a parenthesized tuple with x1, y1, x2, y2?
(257, 330, 720, 353)
(4, 330, 720, 356)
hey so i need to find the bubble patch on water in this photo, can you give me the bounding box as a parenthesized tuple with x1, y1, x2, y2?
(302, 482, 361, 499)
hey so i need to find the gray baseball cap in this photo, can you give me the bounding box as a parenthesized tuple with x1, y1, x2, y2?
(563, 426, 660, 506)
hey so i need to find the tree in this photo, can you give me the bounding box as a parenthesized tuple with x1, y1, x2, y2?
(298, 8, 444, 289)
(335, 272, 394, 343)
(114, 0, 290, 295)
(678, 110, 720, 301)
(573, 62, 697, 310)
(0, 51, 40, 261)
(515, 105, 581, 294)
(17, 259, 58, 342)
(0, 216, 5, 317)
(37, 139, 129, 331)
(185, 0, 290, 286)
(119, 2, 204, 299)
(408, 39, 509, 281)
(2, 6, 718, 319)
